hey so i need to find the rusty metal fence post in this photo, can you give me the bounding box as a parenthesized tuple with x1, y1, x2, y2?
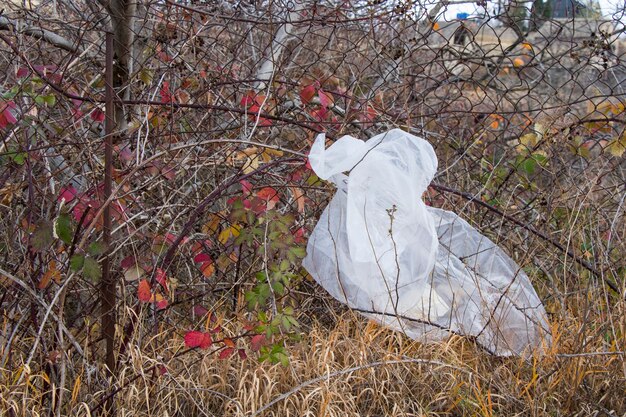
(101, 30, 116, 415)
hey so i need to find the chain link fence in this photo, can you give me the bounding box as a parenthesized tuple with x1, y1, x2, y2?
(0, 0, 625, 415)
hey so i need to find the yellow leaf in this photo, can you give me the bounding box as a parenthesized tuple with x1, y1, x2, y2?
(241, 147, 259, 156)
(218, 224, 241, 244)
(522, 42, 533, 50)
(606, 137, 626, 157)
(241, 155, 259, 174)
(202, 213, 222, 235)
(260, 148, 284, 162)
(520, 133, 539, 147)
(517, 133, 539, 153)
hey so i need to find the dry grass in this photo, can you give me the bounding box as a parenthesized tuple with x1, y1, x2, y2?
(1, 2, 625, 416)
(2, 301, 624, 417)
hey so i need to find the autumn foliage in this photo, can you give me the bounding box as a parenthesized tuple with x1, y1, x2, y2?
(1, 0, 625, 416)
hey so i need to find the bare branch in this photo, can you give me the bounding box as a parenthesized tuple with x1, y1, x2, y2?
(0, 15, 79, 52)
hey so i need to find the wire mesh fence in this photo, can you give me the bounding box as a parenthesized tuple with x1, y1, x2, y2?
(0, 0, 625, 415)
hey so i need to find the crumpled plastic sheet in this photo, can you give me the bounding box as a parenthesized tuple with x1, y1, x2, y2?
(302, 129, 551, 356)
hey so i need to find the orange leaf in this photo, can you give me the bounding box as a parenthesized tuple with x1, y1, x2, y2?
(433, 22, 440, 31)
(200, 261, 215, 278)
(513, 57, 525, 67)
(490, 120, 499, 130)
(138, 279, 152, 302)
(39, 262, 61, 289)
(256, 187, 279, 203)
(223, 338, 236, 348)
(290, 187, 305, 214)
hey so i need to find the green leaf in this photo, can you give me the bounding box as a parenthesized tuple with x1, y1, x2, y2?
(272, 281, 284, 295)
(83, 257, 102, 281)
(42, 94, 56, 107)
(12, 152, 27, 166)
(289, 246, 306, 259)
(70, 254, 85, 272)
(54, 213, 73, 245)
(88, 241, 107, 256)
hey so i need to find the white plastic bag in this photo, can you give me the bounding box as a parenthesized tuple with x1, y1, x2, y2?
(303, 129, 551, 356)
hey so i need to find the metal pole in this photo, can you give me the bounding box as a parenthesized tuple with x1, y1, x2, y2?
(102, 30, 116, 414)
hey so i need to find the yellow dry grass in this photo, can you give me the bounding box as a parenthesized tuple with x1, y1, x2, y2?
(2, 301, 624, 417)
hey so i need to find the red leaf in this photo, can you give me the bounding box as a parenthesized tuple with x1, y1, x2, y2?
(238, 349, 248, 360)
(257, 117, 273, 127)
(219, 347, 234, 359)
(16, 67, 30, 78)
(318, 89, 334, 109)
(300, 83, 317, 104)
(120, 255, 136, 270)
(250, 334, 266, 352)
(90, 108, 105, 123)
(193, 304, 208, 317)
(193, 253, 211, 263)
(0, 100, 17, 129)
(294, 227, 305, 243)
(165, 233, 178, 245)
(160, 81, 172, 103)
(240, 179, 253, 195)
(58, 185, 78, 203)
(184, 331, 205, 348)
(240, 93, 254, 107)
(156, 298, 168, 310)
(185, 331, 212, 349)
(137, 279, 152, 302)
(72, 198, 98, 224)
(310, 106, 329, 122)
(200, 333, 212, 349)
(155, 268, 168, 292)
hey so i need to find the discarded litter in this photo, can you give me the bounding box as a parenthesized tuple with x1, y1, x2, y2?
(303, 129, 551, 356)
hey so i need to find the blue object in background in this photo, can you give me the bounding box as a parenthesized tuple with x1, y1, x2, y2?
(456, 12, 469, 20)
